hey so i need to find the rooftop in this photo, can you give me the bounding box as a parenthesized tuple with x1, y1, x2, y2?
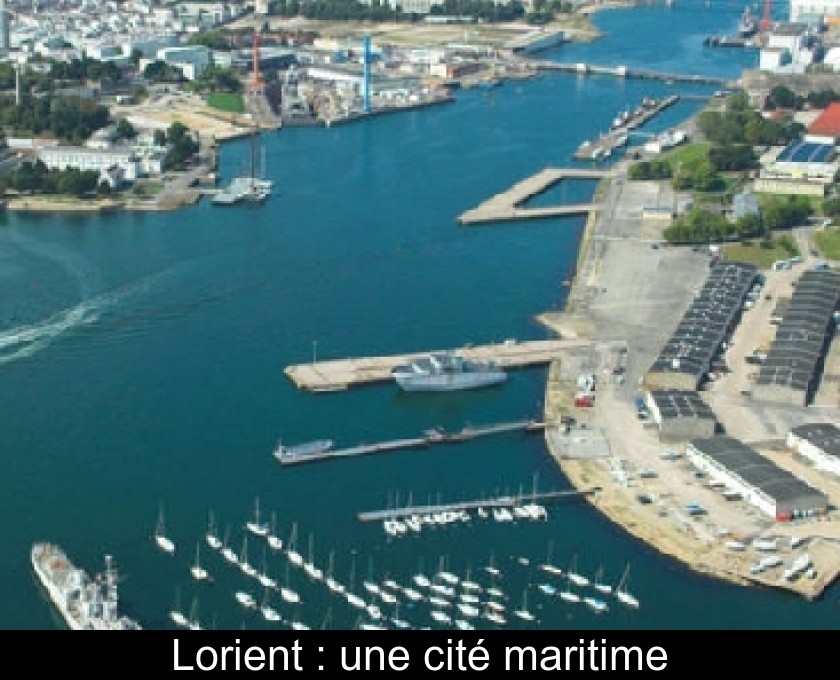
(689, 436, 829, 505)
(776, 140, 836, 164)
(790, 423, 840, 458)
(648, 390, 717, 421)
(807, 103, 840, 138)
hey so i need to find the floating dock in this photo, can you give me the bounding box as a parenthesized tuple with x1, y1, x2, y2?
(284, 338, 593, 392)
(275, 420, 546, 466)
(528, 60, 735, 87)
(358, 488, 598, 522)
(574, 95, 680, 161)
(457, 168, 609, 226)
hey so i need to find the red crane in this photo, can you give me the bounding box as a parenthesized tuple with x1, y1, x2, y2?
(760, 0, 773, 32)
(249, 29, 265, 94)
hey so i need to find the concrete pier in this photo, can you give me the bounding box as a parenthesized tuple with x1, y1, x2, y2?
(284, 338, 593, 392)
(457, 168, 609, 225)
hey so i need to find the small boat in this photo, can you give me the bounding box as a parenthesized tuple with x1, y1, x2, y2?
(260, 588, 282, 623)
(592, 566, 612, 594)
(188, 597, 202, 630)
(567, 555, 590, 588)
(584, 596, 608, 613)
(513, 590, 536, 622)
(366, 603, 383, 621)
(559, 573, 581, 604)
(344, 556, 365, 609)
(413, 574, 431, 589)
(205, 510, 222, 551)
(286, 522, 304, 568)
(484, 610, 506, 626)
(485, 600, 505, 612)
(245, 498, 269, 538)
(220, 525, 237, 565)
(380, 590, 398, 605)
(273, 438, 334, 462)
(266, 512, 283, 551)
(238, 535, 257, 578)
(402, 587, 423, 602)
(454, 619, 475, 630)
(302, 534, 323, 581)
(429, 596, 451, 609)
(436, 571, 459, 586)
(538, 540, 563, 577)
(280, 563, 301, 604)
(537, 583, 557, 596)
(431, 610, 452, 625)
(457, 603, 480, 618)
(154, 503, 175, 555)
(235, 591, 257, 609)
(324, 550, 345, 595)
(459, 593, 480, 604)
(190, 541, 209, 582)
(258, 551, 278, 590)
(169, 587, 189, 628)
(486, 587, 505, 600)
(614, 563, 640, 609)
(430, 583, 455, 598)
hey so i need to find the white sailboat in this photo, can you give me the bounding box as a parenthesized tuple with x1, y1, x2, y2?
(402, 586, 423, 602)
(260, 588, 282, 623)
(484, 609, 506, 626)
(559, 573, 581, 604)
(363, 557, 381, 597)
(235, 590, 257, 609)
(614, 563, 640, 609)
(538, 540, 564, 577)
(245, 497, 269, 537)
(344, 555, 366, 610)
(302, 533, 323, 581)
(567, 554, 590, 588)
(286, 522, 304, 567)
(258, 549, 277, 589)
(483, 551, 502, 578)
(583, 595, 608, 613)
(431, 610, 452, 626)
(239, 535, 258, 578)
(154, 503, 176, 555)
(220, 525, 238, 565)
(324, 550, 345, 595)
(169, 586, 189, 628)
(290, 606, 311, 631)
(279, 562, 301, 605)
(188, 596, 202, 630)
(266, 512, 283, 551)
(513, 590, 536, 622)
(190, 541, 210, 581)
(205, 510, 222, 550)
(592, 566, 613, 595)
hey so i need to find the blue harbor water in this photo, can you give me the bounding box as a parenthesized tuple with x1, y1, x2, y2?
(4, 1, 835, 629)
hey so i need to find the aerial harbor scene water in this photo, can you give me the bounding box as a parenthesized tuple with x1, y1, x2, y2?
(6, 0, 840, 630)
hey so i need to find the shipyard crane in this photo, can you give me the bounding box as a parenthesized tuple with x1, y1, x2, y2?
(760, 0, 773, 32)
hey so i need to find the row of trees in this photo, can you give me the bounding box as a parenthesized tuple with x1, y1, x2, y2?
(663, 196, 813, 245)
(0, 160, 106, 197)
(270, 0, 525, 21)
(764, 84, 840, 111)
(0, 95, 110, 144)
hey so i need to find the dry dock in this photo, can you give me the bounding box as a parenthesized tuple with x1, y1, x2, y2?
(284, 338, 593, 392)
(457, 168, 609, 225)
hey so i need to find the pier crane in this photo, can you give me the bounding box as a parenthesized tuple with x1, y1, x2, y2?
(760, 0, 773, 32)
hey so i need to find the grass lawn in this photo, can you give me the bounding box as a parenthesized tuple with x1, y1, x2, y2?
(724, 238, 799, 269)
(663, 142, 710, 170)
(815, 228, 840, 261)
(206, 93, 245, 114)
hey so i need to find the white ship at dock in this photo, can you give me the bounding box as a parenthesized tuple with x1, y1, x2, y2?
(31, 543, 142, 630)
(391, 351, 507, 392)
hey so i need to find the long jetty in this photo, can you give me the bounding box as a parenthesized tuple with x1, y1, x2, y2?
(275, 419, 546, 466)
(528, 60, 735, 87)
(457, 168, 610, 226)
(357, 488, 598, 522)
(574, 95, 680, 161)
(284, 337, 592, 392)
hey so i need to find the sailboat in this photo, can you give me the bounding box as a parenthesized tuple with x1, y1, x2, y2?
(345, 555, 366, 610)
(190, 541, 210, 581)
(592, 566, 613, 595)
(257, 548, 277, 589)
(266, 512, 283, 551)
(239, 535, 258, 578)
(567, 554, 590, 588)
(221, 525, 238, 565)
(235, 590, 257, 609)
(363, 556, 381, 597)
(205, 510, 222, 550)
(169, 586, 189, 628)
(154, 503, 175, 555)
(245, 498, 269, 537)
(320, 607, 333, 630)
(289, 605, 311, 631)
(483, 551, 502, 578)
(583, 595, 608, 613)
(324, 550, 345, 595)
(615, 564, 640, 609)
(188, 596, 202, 630)
(538, 540, 564, 577)
(513, 589, 536, 622)
(302, 533, 323, 581)
(279, 562, 301, 605)
(286, 522, 304, 568)
(260, 588, 282, 623)
(213, 127, 273, 206)
(559, 573, 582, 604)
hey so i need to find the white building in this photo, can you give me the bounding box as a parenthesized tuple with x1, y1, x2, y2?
(686, 436, 828, 521)
(790, 0, 840, 25)
(37, 146, 140, 181)
(155, 45, 211, 80)
(787, 423, 840, 476)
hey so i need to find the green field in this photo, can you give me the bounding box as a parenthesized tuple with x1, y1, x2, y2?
(724, 238, 799, 269)
(206, 93, 245, 114)
(663, 142, 711, 170)
(815, 228, 840, 261)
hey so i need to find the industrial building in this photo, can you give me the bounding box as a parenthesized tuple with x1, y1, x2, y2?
(753, 269, 840, 405)
(790, 0, 840, 25)
(645, 390, 718, 442)
(37, 145, 140, 181)
(644, 262, 757, 391)
(787, 423, 840, 476)
(687, 436, 829, 521)
(764, 141, 838, 183)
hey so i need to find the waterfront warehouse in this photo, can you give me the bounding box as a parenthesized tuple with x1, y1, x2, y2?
(644, 262, 757, 391)
(645, 390, 718, 442)
(753, 269, 840, 406)
(787, 423, 840, 476)
(686, 436, 829, 521)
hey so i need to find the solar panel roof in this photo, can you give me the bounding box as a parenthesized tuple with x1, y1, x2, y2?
(776, 141, 835, 164)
